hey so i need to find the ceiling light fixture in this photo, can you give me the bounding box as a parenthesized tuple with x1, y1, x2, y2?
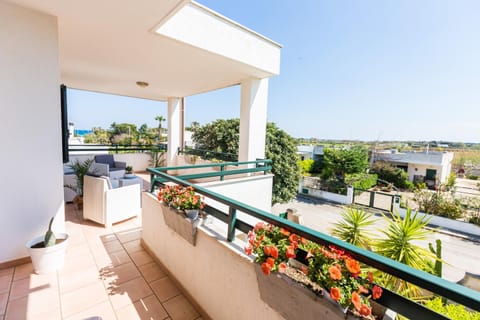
(136, 81, 149, 88)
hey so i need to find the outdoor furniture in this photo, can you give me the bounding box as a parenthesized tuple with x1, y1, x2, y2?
(119, 175, 144, 190)
(63, 165, 77, 202)
(91, 154, 126, 180)
(83, 175, 141, 228)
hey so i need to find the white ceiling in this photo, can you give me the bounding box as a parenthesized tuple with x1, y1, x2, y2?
(8, 0, 279, 101)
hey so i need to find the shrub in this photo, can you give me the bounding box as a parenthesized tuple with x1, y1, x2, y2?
(425, 297, 480, 320)
(414, 190, 464, 219)
(467, 174, 479, 180)
(446, 172, 456, 189)
(298, 158, 315, 176)
(370, 161, 411, 190)
(345, 173, 377, 190)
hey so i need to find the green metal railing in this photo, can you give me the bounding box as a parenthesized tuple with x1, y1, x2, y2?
(148, 160, 272, 192)
(178, 147, 238, 162)
(69, 144, 166, 153)
(147, 163, 480, 319)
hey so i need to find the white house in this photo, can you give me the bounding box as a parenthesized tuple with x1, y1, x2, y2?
(0, 0, 280, 266)
(373, 150, 454, 187)
(297, 145, 324, 161)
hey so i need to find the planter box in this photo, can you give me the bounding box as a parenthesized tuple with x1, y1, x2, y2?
(254, 264, 353, 320)
(160, 203, 201, 245)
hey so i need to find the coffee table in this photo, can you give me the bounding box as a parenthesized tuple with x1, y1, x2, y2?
(119, 175, 143, 190)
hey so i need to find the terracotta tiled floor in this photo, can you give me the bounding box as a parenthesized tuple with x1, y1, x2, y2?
(1, 202, 202, 320)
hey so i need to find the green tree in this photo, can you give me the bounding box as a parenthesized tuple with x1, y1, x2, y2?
(370, 161, 412, 190)
(266, 122, 301, 204)
(84, 127, 110, 144)
(192, 119, 239, 154)
(192, 119, 300, 204)
(155, 115, 166, 142)
(298, 158, 314, 176)
(109, 122, 138, 145)
(322, 146, 369, 181)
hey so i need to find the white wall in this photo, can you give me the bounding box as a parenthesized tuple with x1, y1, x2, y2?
(142, 194, 283, 320)
(199, 174, 273, 228)
(69, 153, 154, 172)
(0, 3, 63, 263)
(407, 164, 443, 183)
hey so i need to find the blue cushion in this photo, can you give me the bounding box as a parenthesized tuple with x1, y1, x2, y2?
(95, 154, 114, 168)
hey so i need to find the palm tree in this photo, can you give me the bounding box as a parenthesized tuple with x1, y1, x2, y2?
(330, 206, 376, 249)
(155, 115, 166, 142)
(373, 208, 436, 299)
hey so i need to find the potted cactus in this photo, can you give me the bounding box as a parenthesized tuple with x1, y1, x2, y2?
(26, 217, 69, 274)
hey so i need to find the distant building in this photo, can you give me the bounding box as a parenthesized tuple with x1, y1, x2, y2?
(372, 150, 454, 188)
(297, 145, 324, 161)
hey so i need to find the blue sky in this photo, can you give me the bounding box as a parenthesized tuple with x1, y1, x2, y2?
(69, 0, 479, 142)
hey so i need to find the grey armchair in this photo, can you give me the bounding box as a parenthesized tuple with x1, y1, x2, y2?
(90, 154, 126, 180)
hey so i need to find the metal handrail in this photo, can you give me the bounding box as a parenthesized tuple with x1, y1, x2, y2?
(68, 144, 166, 153)
(147, 164, 480, 319)
(178, 147, 238, 162)
(148, 160, 272, 192)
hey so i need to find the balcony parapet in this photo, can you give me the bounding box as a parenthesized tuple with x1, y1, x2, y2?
(143, 163, 480, 319)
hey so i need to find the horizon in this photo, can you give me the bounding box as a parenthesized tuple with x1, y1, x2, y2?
(69, 0, 480, 143)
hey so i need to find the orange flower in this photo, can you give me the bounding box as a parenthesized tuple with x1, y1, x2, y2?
(278, 262, 287, 273)
(358, 285, 368, 294)
(345, 258, 361, 274)
(263, 245, 272, 256)
(359, 304, 371, 316)
(280, 228, 290, 236)
(330, 287, 342, 301)
(328, 265, 342, 280)
(286, 245, 296, 259)
(266, 257, 275, 268)
(289, 234, 299, 243)
(372, 285, 382, 300)
(254, 222, 266, 231)
(244, 244, 253, 255)
(261, 262, 271, 275)
(270, 246, 279, 259)
(351, 291, 362, 311)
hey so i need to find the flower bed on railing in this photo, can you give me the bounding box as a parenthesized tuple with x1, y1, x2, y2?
(245, 222, 383, 319)
(157, 185, 206, 245)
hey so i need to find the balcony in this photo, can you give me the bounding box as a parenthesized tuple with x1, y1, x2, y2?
(0, 199, 203, 320)
(2, 161, 480, 319)
(142, 162, 480, 320)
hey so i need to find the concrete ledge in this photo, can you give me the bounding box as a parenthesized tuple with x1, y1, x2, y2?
(142, 192, 284, 320)
(396, 207, 480, 238)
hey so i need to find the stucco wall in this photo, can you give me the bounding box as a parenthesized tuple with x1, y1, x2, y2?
(142, 193, 283, 320)
(199, 174, 273, 227)
(69, 153, 154, 172)
(407, 164, 444, 183)
(0, 3, 63, 263)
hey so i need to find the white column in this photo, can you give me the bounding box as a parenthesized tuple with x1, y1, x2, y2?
(167, 97, 183, 167)
(239, 78, 269, 163)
